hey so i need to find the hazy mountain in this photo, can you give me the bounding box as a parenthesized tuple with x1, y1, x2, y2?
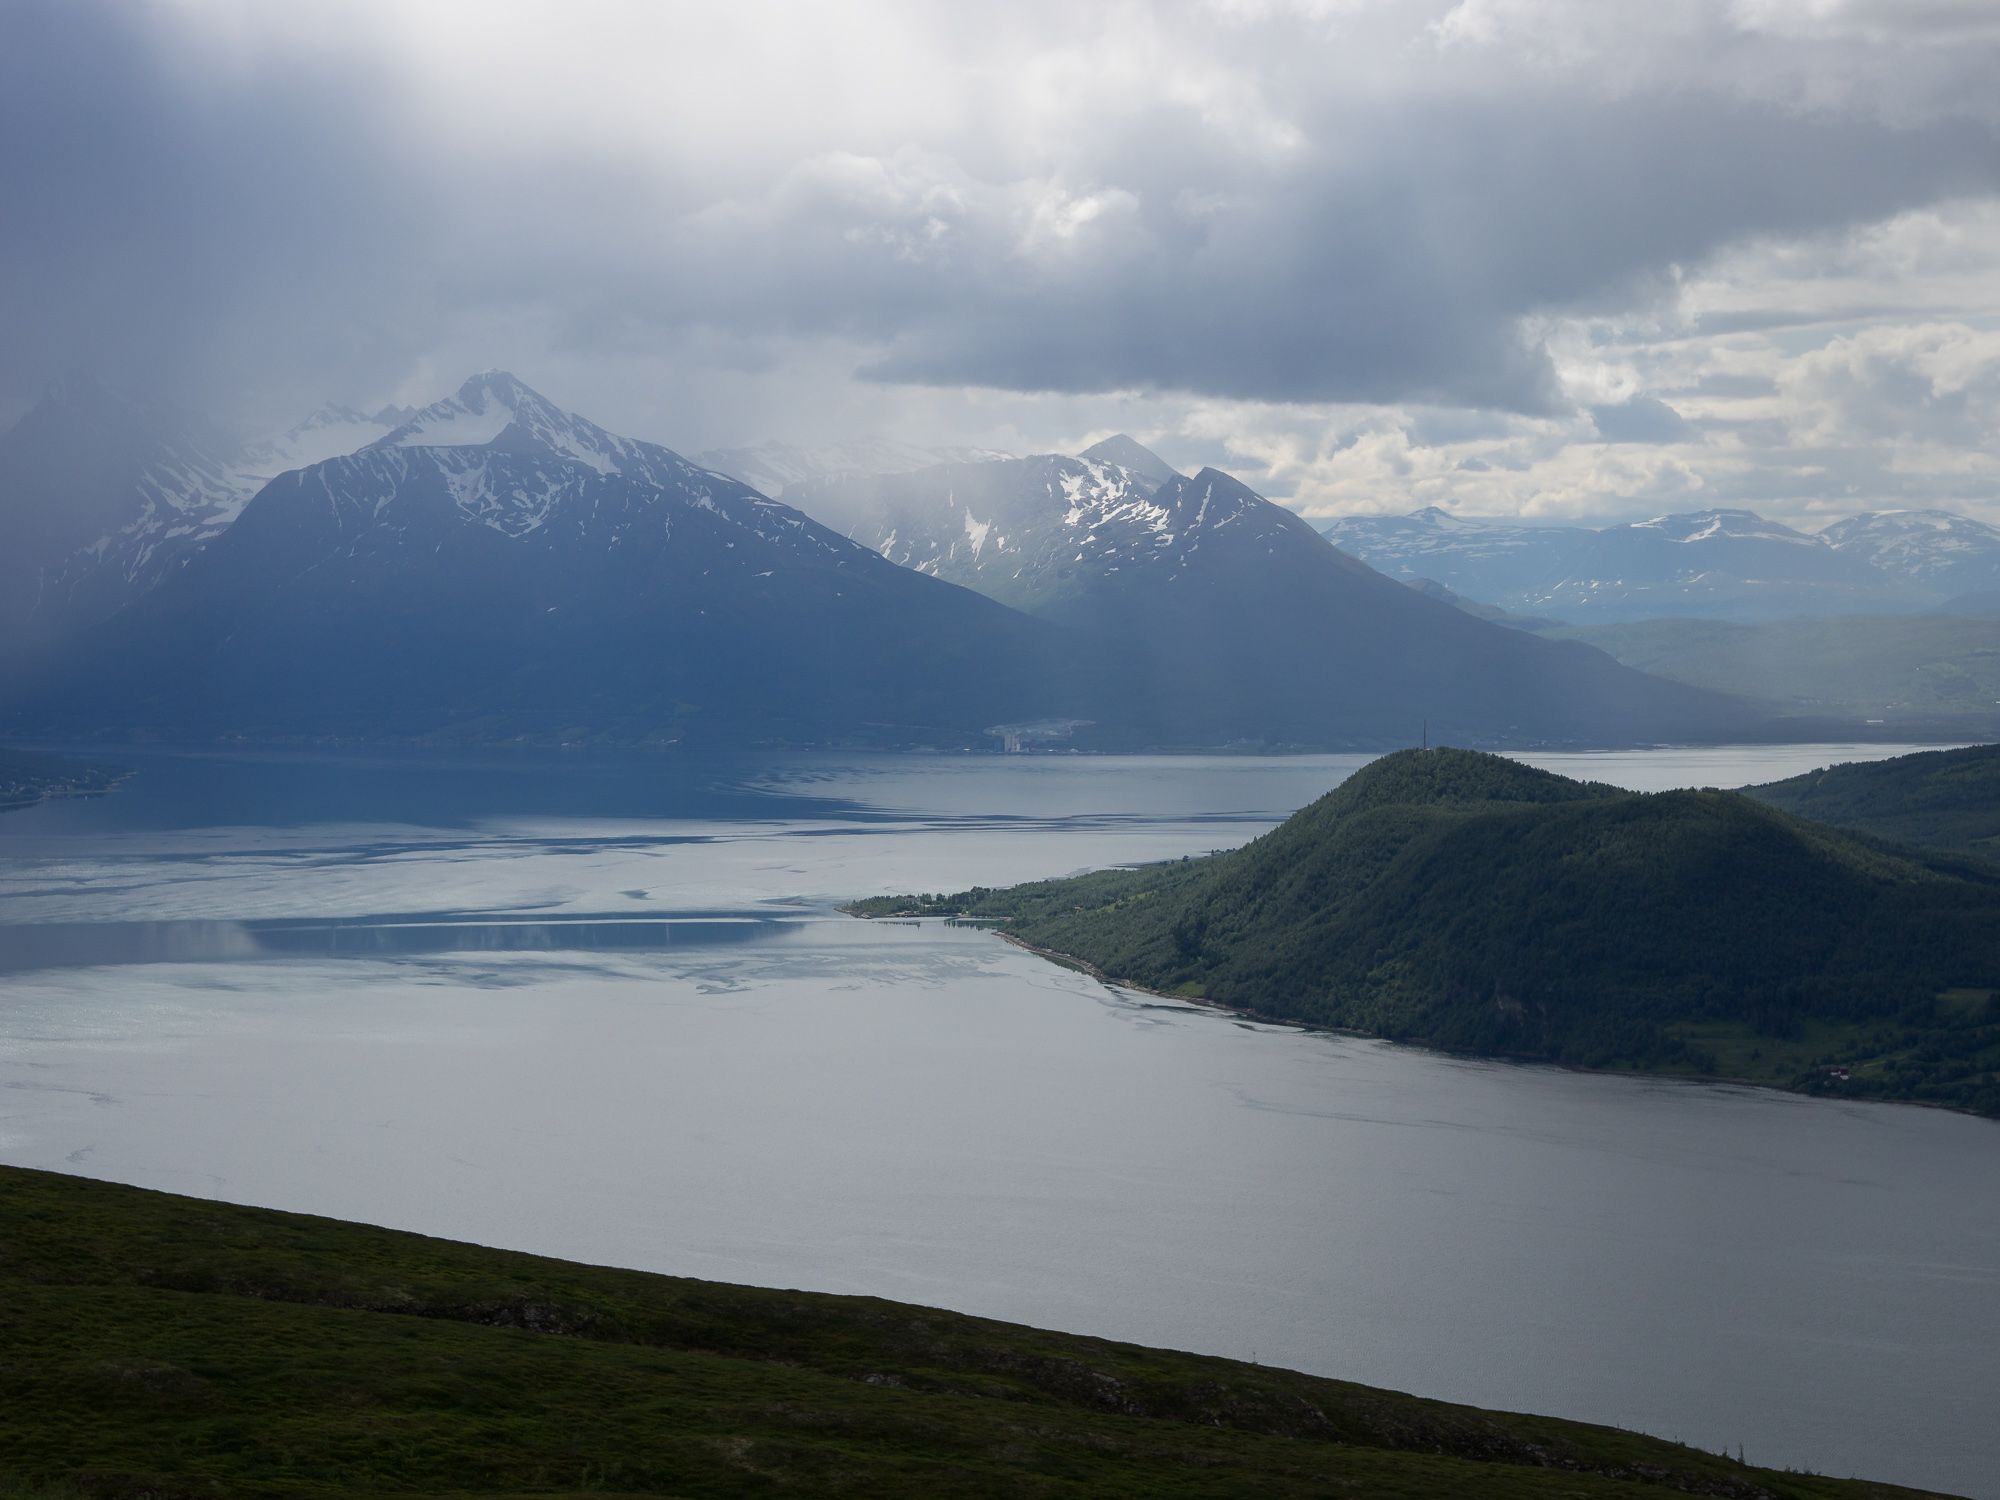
(1322, 505, 1941, 622)
(1402, 577, 1565, 631)
(692, 438, 1011, 499)
(803, 454, 1749, 748)
(1547, 615, 2000, 735)
(1819, 509, 2000, 602)
(5, 374, 1082, 747)
(0, 376, 400, 647)
(1318, 506, 1910, 621)
(1319, 507, 1594, 607)
(1543, 509, 1904, 621)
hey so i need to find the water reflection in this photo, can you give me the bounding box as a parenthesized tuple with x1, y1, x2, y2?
(0, 911, 809, 973)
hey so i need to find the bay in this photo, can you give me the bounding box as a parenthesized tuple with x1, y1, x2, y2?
(1, 742, 1993, 1496)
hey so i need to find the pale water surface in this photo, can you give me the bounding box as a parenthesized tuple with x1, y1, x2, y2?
(1, 744, 1994, 1496)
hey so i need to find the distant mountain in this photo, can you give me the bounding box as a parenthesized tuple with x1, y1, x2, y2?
(800, 454, 1749, 748)
(1076, 433, 1182, 493)
(1402, 577, 1565, 631)
(1320, 507, 1594, 608)
(5, 374, 1084, 747)
(0, 376, 400, 647)
(1549, 615, 2000, 735)
(1322, 505, 1940, 622)
(1820, 509, 2000, 601)
(1747, 743, 2000, 866)
(692, 438, 1011, 499)
(861, 747, 2000, 1115)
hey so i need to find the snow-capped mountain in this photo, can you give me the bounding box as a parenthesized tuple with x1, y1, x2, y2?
(1322, 505, 1937, 622)
(692, 438, 1011, 499)
(1077, 434, 1182, 494)
(1820, 510, 2000, 602)
(1320, 507, 1595, 605)
(11, 373, 1079, 746)
(809, 440, 1298, 618)
(793, 439, 1747, 747)
(0, 377, 403, 646)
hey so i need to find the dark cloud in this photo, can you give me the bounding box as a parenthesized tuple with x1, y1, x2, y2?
(1591, 396, 1695, 443)
(3, 1, 2000, 439)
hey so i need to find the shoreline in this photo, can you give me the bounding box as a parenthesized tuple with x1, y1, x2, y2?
(853, 913, 1989, 1121)
(0, 767, 132, 816)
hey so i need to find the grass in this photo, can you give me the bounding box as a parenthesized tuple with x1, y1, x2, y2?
(0, 1165, 1956, 1498)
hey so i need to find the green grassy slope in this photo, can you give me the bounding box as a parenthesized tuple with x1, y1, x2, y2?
(1543, 615, 2000, 732)
(855, 750, 2000, 1114)
(0, 1166, 1954, 1499)
(1746, 744, 2000, 866)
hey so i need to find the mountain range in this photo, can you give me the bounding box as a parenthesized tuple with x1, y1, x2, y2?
(1322, 504, 2000, 623)
(787, 439, 1745, 747)
(4, 373, 1080, 746)
(4, 382, 1746, 749)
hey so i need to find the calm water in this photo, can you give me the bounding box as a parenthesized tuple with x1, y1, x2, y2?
(2, 743, 1994, 1496)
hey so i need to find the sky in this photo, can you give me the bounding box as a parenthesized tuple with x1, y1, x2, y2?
(3, 0, 2000, 528)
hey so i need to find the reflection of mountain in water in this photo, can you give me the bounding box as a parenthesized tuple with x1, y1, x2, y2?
(0, 912, 813, 975)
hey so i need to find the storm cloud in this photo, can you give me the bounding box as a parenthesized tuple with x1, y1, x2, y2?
(4, 0, 2000, 523)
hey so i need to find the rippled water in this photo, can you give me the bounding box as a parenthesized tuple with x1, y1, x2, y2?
(1, 743, 1993, 1496)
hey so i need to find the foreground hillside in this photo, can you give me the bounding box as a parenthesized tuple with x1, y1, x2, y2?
(1748, 744, 2000, 866)
(0, 1167, 1950, 1499)
(856, 750, 2000, 1115)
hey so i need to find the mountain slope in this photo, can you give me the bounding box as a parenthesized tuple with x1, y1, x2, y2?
(1, 1167, 1941, 1500)
(1078, 432, 1182, 492)
(1323, 506, 1949, 622)
(1321, 507, 1594, 607)
(808, 457, 1749, 748)
(0, 377, 399, 645)
(1820, 509, 2000, 601)
(4, 374, 1086, 747)
(1546, 615, 2000, 735)
(861, 749, 2000, 1113)
(1747, 743, 2000, 866)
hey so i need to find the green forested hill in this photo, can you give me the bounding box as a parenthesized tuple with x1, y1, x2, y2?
(1746, 743, 2000, 866)
(0, 1166, 1953, 1499)
(855, 750, 2000, 1114)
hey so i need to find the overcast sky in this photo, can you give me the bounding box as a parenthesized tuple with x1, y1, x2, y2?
(5, 0, 2000, 526)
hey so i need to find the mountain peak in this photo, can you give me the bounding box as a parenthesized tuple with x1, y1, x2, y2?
(290, 402, 372, 434)
(375, 371, 584, 458)
(455, 369, 542, 406)
(39, 371, 116, 408)
(1321, 746, 1617, 816)
(1079, 434, 1181, 490)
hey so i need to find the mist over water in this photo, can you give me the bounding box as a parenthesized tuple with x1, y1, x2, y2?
(2, 744, 1994, 1497)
